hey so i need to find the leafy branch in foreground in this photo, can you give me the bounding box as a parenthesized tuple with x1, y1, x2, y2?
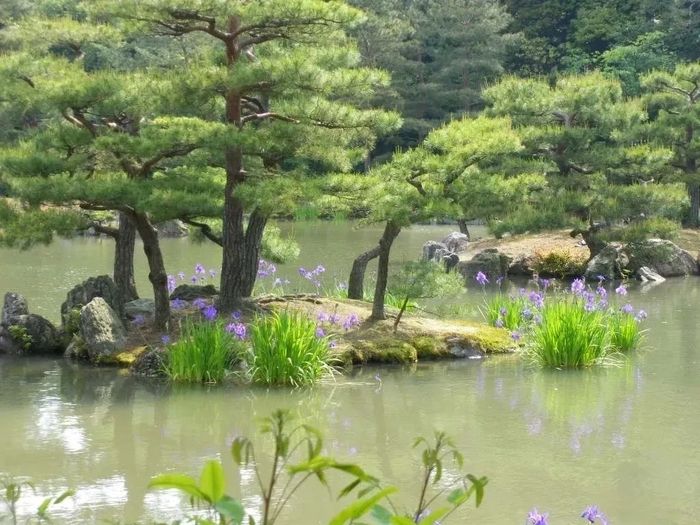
(1, 476, 74, 525)
(148, 410, 487, 525)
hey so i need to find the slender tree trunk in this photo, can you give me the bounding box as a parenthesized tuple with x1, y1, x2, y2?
(218, 25, 269, 311)
(457, 219, 471, 240)
(131, 211, 170, 330)
(687, 182, 700, 228)
(114, 212, 138, 302)
(348, 245, 381, 300)
(371, 221, 402, 321)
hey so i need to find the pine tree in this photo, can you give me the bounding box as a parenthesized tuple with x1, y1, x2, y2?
(96, 0, 399, 312)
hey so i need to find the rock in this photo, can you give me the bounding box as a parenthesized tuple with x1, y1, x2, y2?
(457, 249, 512, 285)
(624, 239, 698, 277)
(508, 253, 536, 276)
(422, 241, 448, 262)
(131, 347, 168, 377)
(61, 275, 124, 327)
(64, 334, 89, 360)
(442, 252, 460, 272)
(441, 232, 469, 253)
(0, 314, 62, 354)
(2, 292, 28, 324)
(170, 284, 218, 301)
(584, 244, 628, 280)
(156, 220, 189, 238)
(79, 297, 127, 361)
(636, 266, 666, 283)
(124, 298, 155, 319)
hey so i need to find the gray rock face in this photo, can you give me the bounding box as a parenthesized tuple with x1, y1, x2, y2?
(508, 253, 536, 276)
(80, 297, 127, 361)
(0, 314, 62, 354)
(585, 239, 697, 280)
(441, 232, 469, 253)
(131, 348, 167, 377)
(61, 275, 123, 327)
(422, 241, 448, 262)
(457, 249, 512, 285)
(624, 239, 698, 277)
(637, 266, 666, 283)
(2, 292, 28, 324)
(170, 284, 218, 301)
(0, 293, 61, 354)
(124, 298, 156, 319)
(584, 244, 628, 280)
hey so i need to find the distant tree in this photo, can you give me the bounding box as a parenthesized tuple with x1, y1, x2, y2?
(643, 63, 700, 226)
(349, 0, 512, 155)
(484, 72, 685, 255)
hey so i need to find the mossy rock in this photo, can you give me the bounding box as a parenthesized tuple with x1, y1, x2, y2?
(341, 338, 418, 365)
(104, 345, 148, 366)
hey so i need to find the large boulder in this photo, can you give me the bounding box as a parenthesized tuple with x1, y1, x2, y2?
(508, 253, 536, 276)
(124, 298, 155, 320)
(422, 241, 448, 262)
(0, 292, 62, 354)
(457, 249, 512, 285)
(131, 347, 168, 377)
(585, 239, 698, 280)
(170, 284, 218, 301)
(61, 275, 123, 328)
(584, 244, 628, 280)
(0, 314, 62, 354)
(79, 297, 127, 361)
(636, 266, 666, 283)
(624, 239, 698, 277)
(2, 292, 28, 324)
(441, 232, 469, 254)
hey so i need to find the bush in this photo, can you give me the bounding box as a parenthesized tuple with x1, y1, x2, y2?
(165, 320, 242, 383)
(247, 311, 335, 386)
(532, 248, 587, 278)
(527, 299, 612, 368)
(599, 217, 680, 244)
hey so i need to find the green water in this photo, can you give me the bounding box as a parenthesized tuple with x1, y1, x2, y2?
(1, 223, 699, 524)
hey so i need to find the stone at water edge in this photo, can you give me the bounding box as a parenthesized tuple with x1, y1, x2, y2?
(0, 314, 62, 354)
(61, 275, 124, 327)
(422, 240, 449, 262)
(457, 248, 512, 285)
(584, 244, 628, 280)
(441, 232, 469, 253)
(170, 284, 218, 301)
(624, 239, 698, 277)
(2, 292, 28, 324)
(637, 266, 666, 283)
(79, 297, 127, 361)
(508, 253, 536, 276)
(124, 298, 156, 319)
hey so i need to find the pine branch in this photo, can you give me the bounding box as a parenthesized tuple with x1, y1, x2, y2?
(180, 217, 222, 246)
(241, 112, 299, 125)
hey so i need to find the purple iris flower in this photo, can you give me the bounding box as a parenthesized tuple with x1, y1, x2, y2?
(161, 335, 171, 345)
(475, 271, 489, 285)
(195, 263, 205, 275)
(581, 505, 608, 524)
(170, 298, 187, 310)
(192, 298, 208, 309)
(596, 286, 607, 298)
(231, 310, 242, 320)
(528, 291, 544, 308)
(209, 269, 217, 278)
(131, 315, 145, 327)
(621, 303, 634, 314)
(315, 327, 325, 338)
(615, 284, 628, 296)
(635, 309, 648, 321)
(571, 278, 586, 295)
(177, 271, 186, 280)
(167, 275, 177, 294)
(225, 322, 247, 340)
(495, 318, 504, 328)
(202, 305, 218, 321)
(496, 276, 505, 286)
(511, 330, 522, 342)
(527, 508, 549, 525)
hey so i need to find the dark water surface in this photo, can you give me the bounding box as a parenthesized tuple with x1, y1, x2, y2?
(1, 223, 699, 523)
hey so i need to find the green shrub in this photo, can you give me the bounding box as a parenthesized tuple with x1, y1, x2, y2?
(532, 248, 587, 278)
(527, 299, 613, 368)
(165, 320, 242, 383)
(600, 217, 680, 244)
(247, 311, 335, 386)
(8, 325, 32, 351)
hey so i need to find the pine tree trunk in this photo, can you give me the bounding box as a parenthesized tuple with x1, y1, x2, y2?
(347, 245, 381, 300)
(457, 219, 471, 240)
(687, 182, 700, 228)
(220, 203, 268, 311)
(131, 212, 170, 330)
(114, 212, 138, 303)
(371, 221, 402, 321)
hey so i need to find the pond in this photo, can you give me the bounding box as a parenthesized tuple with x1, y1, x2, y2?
(1, 222, 699, 524)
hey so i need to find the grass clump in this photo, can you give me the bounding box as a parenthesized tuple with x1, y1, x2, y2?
(532, 248, 587, 278)
(165, 320, 242, 383)
(609, 312, 645, 352)
(482, 294, 529, 331)
(527, 299, 612, 368)
(247, 311, 335, 387)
